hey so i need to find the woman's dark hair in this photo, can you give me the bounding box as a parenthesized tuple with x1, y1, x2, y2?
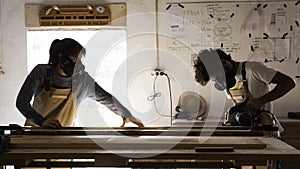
(48, 38, 86, 66)
(193, 48, 232, 86)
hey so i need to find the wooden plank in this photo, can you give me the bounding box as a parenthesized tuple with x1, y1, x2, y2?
(127, 161, 235, 168)
(1, 138, 300, 162)
(94, 157, 128, 166)
(195, 147, 234, 152)
(2, 128, 300, 167)
(10, 136, 266, 149)
(8, 126, 277, 136)
(11, 129, 264, 136)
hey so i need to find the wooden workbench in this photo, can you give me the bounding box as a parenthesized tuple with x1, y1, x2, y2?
(0, 126, 300, 168)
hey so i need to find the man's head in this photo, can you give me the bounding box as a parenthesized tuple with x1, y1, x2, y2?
(193, 48, 237, 90)
(49, 38, 86, 77)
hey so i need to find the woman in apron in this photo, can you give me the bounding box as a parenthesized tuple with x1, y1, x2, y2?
(16, 38, 144, 128)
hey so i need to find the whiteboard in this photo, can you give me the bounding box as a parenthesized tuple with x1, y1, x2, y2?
(162, 1, 300, 64)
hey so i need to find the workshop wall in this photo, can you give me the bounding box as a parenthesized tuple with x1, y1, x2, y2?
(0, 0, 299, 127)
(157, 0, 300, 120)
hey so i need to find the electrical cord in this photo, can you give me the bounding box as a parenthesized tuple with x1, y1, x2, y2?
(147, 71, 174, 125)
(164, 72, 173, 126)
(147, 75, 161, 101)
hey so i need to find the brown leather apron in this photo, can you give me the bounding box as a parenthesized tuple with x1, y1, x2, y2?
(25, 87, 77, 127)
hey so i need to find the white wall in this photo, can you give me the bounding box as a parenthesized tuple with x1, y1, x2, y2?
(0, 0, 299, 127)
(0, 0, 159, 126)
(157, 0, 300, 119)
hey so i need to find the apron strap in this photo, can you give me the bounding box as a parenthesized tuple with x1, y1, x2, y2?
(45, 64, 51, 91)
(241, 62, 249, 92)
(226, 62, 249, 104)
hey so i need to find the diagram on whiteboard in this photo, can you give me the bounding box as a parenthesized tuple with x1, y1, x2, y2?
(165, 1, 299, 62)
(252, 38, 290, 62)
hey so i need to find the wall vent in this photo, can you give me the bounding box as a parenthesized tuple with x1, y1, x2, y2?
(39, 5, 111, 26)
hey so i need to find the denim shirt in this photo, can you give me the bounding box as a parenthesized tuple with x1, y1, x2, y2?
(16, 64, 133, 126)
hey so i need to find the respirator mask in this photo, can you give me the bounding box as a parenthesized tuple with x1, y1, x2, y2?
(213, 58, 237, 91)
(213, 73, 236, 91)
(61, 57, 84, 77)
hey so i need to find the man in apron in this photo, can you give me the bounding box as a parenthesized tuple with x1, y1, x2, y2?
(16, 38, 144, 128)
(224, 62, 277, 127)
(193, 49, 296, 169)
(193, 49, 295, 130)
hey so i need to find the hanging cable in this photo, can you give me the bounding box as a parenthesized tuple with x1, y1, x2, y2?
(147, 71, 174, 126)
(163, 72, 173, 126)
